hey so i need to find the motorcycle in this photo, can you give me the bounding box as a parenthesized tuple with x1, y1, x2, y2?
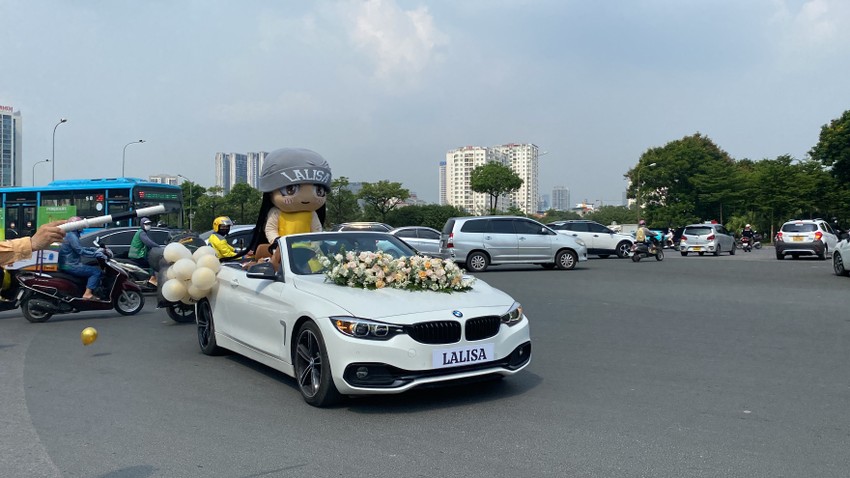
(16, 249, 145, 323)
(753, 233, 763, 249)
(629, 240, 664, 262)
(113, 258, 159, 294)
(740, 236, 753, 252)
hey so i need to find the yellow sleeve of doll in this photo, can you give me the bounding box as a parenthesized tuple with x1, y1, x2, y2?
(278, 211, 314, 237)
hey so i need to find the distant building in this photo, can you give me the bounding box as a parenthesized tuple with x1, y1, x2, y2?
(552, 186, 570, 211)
(444, 146, 507, 215)
(215, 151, 266, 194)
(438, 161, 447, 205)
(0, 105, 23, 187)
(492, 143, 539, 215)
(148, 174, 179, 186)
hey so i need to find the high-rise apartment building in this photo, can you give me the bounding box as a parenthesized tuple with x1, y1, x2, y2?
(215, 151, 267, 194)
(444, 146, 509, 215)
(492, 143, 539, 215)
(438, 161, 447, 205)
(552, 186, 570, 211)
(0, 105, 23, 187)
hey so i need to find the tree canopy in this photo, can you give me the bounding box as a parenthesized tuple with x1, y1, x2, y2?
(470, 162, 523, 214)
(358, 180, 410, 222)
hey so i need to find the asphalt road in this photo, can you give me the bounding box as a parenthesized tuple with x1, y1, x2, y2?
(2, 247, 849, 478)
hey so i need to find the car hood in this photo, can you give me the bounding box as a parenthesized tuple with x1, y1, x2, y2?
(293, 275, 515, 320)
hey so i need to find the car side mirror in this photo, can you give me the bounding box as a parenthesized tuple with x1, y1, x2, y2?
(246, 262, 277, 280)
(93, 237, 101, 247)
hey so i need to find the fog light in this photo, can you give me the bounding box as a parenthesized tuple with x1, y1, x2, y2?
(356, 366, 369, 379)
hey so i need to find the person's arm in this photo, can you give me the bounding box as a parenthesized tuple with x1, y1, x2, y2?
(209, 234, 236, 258)
(66, 233, 99, 258)
(0, 237, 34, 266)
(139, 230, 160, 248)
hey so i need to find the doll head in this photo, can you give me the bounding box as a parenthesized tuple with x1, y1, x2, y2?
(259, 148, 332, 213)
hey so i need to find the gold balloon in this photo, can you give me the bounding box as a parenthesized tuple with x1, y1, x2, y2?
(81, 327, 98, 346)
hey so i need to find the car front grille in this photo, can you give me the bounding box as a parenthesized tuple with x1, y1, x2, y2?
(407, 321, 461, 344)
(464, 315, 501, 341)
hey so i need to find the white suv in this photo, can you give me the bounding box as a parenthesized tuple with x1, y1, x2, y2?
(834, 234, 850, 276)
(775, 219, 839, 260)
(546, 220, 634, 258)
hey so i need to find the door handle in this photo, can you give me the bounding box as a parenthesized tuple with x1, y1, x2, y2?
(230, 278, 239, 287)
(519, 237, 526, 241)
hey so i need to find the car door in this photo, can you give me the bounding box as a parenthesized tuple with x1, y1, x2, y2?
(216, 263, 296, 362)
(820, 221, 838, 252)
(513, 218, 552, 261)
(485, 219, 519, 263)
(586, 222, 617, 253)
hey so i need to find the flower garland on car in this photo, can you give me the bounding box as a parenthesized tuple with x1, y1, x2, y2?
(318, 251, 475, 292)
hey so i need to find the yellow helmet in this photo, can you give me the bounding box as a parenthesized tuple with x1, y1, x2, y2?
(213, 216, 233, 234)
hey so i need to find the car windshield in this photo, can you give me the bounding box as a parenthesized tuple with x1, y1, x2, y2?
(285, 232, 418, 275)
(781, 223, 817, 233)
(683, 227, 713, 236)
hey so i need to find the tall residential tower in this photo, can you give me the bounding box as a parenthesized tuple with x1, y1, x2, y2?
(0, 105, 23, 187)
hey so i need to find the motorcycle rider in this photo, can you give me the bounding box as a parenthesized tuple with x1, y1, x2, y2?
(58, 217, 108, 300)
(209, 216, 236, 259)
(128, 217, 162, 286)
(635, 220, 655, 252)
(741, 224, 755, 249)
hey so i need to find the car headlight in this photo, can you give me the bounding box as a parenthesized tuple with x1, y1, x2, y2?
(329, 317, 405, 340)
(500, 302, 524, 326)
(574, 238, 586, 247)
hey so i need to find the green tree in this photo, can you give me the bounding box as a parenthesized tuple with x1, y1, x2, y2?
(469, 162, 523, 214)
(326, 176, 361, 226)
(225, 183, 262, 225)
(179, 180, 206, 231)
(809, 109, 850, 184)
(194, 186, 225, 232)
(585, 206, 635, 227)
(385, 204, 467, 230)
(358, 180, 410, 222)
(538, 209, 582, 224)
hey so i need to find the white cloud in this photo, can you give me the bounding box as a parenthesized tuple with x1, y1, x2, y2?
(344, 0, 448, 88)
(769, 0, 850, 64)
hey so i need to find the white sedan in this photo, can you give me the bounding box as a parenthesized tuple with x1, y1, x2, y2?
(196, 231, 532, 407)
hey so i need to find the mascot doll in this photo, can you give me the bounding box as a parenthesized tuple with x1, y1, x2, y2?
(245, 147, 332, 258)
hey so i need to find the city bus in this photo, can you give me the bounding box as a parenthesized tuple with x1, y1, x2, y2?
(0, 177, 183, 239)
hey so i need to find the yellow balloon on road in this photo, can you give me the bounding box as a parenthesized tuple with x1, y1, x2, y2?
(81, 327, 98, 346)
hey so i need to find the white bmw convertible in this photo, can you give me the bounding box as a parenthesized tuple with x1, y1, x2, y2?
(196, 231, 532, 407)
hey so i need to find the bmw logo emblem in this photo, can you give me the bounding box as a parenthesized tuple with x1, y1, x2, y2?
(452, 310, 463, 318)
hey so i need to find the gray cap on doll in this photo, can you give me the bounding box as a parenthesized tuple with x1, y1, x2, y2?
(258, 148, 332, 193)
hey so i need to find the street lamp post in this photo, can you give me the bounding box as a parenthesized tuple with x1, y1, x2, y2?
(122, 140, 146, 177)
(32, 159, 50, 186)
(635, 162, 657, 223)
(177, 174, 193, 231)
(51, 118, 68, 182)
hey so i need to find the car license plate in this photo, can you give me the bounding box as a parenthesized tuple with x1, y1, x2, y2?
(692, 246, 702, 251)
(793, 236, 803, 242)
(433, 343, 494, 369)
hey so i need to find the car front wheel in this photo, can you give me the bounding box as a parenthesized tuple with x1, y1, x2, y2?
(556, 250, 578, 270)
(294, 321, 341, 407)
(834, 252, 849, 276)
(466, 252, 489, 273)
(616, 241, 631, 258)
(197, 300, 223, 356)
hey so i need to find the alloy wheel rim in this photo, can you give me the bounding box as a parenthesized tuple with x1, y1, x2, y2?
(835, 255, 844, 274)
(296, 330, 322, 398)
(118, 292, 141, 312)
(197, 304, 211, 347)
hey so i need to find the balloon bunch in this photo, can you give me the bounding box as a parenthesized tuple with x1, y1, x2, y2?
(159, 243, 221, 304)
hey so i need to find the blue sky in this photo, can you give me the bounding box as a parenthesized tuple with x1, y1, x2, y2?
(2, 0, 849, 206)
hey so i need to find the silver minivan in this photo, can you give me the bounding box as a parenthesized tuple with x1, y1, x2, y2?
(439, 216, 588, 272)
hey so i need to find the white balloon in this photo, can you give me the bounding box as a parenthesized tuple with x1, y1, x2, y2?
(192, 246, 217, 261)
(187, 284, 209, 300)
(191, 267, 217, 290)
(195, 254, 221, 273)
(172, 258, 197, 281)
(161, 279, 188, 302)
(165, 266, 176, 279)
(164, 242, 192, 263)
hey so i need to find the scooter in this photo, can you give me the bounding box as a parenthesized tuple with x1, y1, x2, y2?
(16, 251, 145, 323)
(113, 258, 159, 293)
(629, 240, 664, 262)
(740, 236, 753, 252)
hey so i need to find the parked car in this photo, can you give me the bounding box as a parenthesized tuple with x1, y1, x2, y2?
(678, 223, 736, 256)
(547, 220, 633, 258)
(389, 226, 443, 257)
(199, 224, 255, 254)
(775, 218, 839, 260)
(439, 216, 587, 272)
(833, 233, 850, 276)
(79, 227, 173, 259)
(328, 222, 393, 232)
(195, 231, 532, 407)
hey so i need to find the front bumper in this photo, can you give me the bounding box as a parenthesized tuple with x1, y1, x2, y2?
(323, 316, 532, 395)
(775, 240, 824, 256)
